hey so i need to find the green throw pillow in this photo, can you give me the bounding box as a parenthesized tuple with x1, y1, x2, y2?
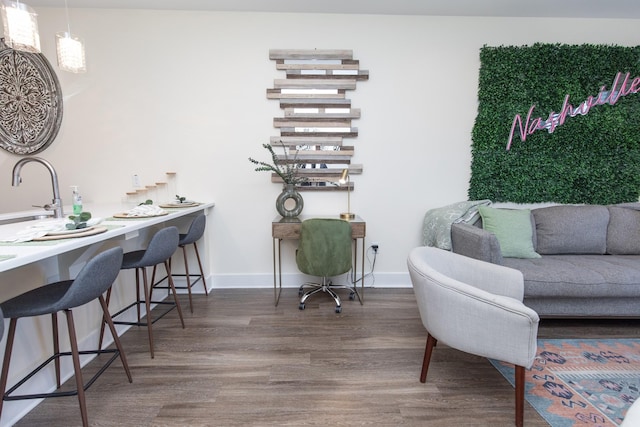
(478, 206, 541, 259)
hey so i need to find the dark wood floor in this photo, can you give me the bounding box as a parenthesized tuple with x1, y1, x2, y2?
(12, 288, 640, 426)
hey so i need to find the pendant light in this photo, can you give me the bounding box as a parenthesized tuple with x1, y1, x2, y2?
(55, 0, 85, 73)
(0, 0, 41, 53)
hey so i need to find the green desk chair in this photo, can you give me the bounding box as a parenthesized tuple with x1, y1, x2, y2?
(296, 218, 354, 313)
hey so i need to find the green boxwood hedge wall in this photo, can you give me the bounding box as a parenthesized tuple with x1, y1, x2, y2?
(469, 43, 640, 204)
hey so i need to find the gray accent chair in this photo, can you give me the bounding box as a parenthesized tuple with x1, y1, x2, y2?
(296, 218, 354, 313)
(407, 246, 540, 427)
(0, 247, 132, 427)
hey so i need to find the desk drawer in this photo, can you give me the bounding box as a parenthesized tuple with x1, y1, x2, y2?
(272, 220, 365, 240)
(272, 222, 301, 240)
(349, 222, 365, 238)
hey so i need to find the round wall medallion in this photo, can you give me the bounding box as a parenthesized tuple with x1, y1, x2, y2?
(0, 39, 63, 155)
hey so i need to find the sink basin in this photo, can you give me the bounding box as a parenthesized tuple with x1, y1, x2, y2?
(0, 213, 53, 226)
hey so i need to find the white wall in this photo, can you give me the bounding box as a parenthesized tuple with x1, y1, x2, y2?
(0, 8, 638, 426)
(1, 9, 639, 289)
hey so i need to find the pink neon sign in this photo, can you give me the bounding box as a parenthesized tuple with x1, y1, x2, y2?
(506, 71, 640, 150)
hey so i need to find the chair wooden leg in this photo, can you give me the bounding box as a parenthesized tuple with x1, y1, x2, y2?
(98, 295, 133, 383)
(151, 264, 158, 293)
(181, 246, 194, 313)
(0, 318, 17, 418)
(515, 365, 525, 427)
(52, 312, 61, 388)
(64, 309, 88, 427)
(98, 287, 112, 351)
(165, 260, 185, 328)
(136, 268, 142, 323)
(193, 242, 208, 296)
(420, 333, 437, 383)
(141, 268, 155, 358)
(150, 261, 169, 300)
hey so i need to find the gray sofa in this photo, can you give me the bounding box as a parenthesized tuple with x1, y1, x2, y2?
(450, 203, 640, 318)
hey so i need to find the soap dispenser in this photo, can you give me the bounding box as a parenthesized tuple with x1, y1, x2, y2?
(71, 185, 83, 215)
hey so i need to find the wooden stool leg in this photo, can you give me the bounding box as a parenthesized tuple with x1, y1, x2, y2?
(136, 268, 142, 322)
(193, 242, 208, 296)
(98, 287, 112, 351)
(0, 319, 17, 418)
(65, 309, 88, 427)
(98, 295, 133, 382)
(150, 262, 165, 300)
(52, 312, 61, 388)
(181, 246, 194, 313)
(165, 260, 185, 328)
(141, 268, 155, 358)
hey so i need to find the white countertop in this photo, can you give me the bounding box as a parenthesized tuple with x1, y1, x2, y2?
(0, 202, 215, 273)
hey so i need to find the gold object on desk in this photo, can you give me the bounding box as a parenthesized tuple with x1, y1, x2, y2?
(338, 169, 355, 220)
(272, 215, 366, 306)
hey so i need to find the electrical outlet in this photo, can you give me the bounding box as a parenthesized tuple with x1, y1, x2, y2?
(371, 242, 379, 253)
(132, 174, 141, 188)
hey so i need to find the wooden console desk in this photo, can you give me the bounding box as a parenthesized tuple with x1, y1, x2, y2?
(272, 215, 366, 306)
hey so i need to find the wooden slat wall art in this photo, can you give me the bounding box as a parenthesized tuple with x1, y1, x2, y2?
(268, 49, 369, 191)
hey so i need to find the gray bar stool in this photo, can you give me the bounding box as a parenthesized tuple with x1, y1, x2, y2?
(0, 247, 132, 427)
(153, 214, 208, 312)
(102, 226, 184, 358)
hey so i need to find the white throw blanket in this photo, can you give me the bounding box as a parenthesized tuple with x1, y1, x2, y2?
(422, 200, 491, 250)
(0, 217, 104, 243)
(123, 205, 166, 217)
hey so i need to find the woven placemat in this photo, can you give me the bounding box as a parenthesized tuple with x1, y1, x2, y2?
(106, 215, 163, 221)
(0, 224, 125, 246)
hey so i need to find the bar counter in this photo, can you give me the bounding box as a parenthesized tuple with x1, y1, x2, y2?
(0, 201, 214, 426)
(0, 202, 215, 274)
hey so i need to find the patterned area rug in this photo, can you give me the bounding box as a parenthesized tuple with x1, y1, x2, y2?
(490, 339, 640, 426)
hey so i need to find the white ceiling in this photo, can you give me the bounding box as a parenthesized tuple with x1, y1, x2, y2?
(25, 0, 640, 20)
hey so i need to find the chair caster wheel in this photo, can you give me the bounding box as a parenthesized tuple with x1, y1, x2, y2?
(335, 306, 342, 313)
(299, 303, 305, 310)
(349, 292, 355, 301)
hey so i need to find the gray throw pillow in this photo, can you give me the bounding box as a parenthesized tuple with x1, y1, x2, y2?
(532, 205, 609, 254)
(607, 206, 640, 255)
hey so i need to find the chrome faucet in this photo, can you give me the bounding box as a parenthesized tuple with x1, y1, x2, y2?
(12, 157, 64, 218)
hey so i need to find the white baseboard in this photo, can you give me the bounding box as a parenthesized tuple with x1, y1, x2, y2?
(205, 272, 412, 290)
